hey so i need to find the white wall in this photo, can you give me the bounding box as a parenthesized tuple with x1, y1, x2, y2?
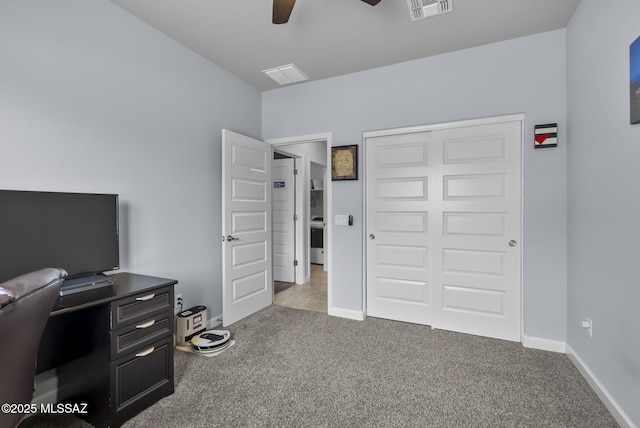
(0, 0, 262, 317)
(566, 0, 640, 425)
(263, 30, 568, 341)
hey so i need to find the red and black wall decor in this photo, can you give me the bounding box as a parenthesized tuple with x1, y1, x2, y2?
(534, 123, 557, 149)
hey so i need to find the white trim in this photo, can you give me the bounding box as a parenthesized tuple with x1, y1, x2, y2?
(325, 139, 332, 316)
(267, 132, 332, 145)
(266, 132, 333, 316)
(522, 336, 566, 353)
(208, 314, 223, 328)
(519, 117, 526, 343)
(33, 369, 58, 406)
(363, 114, 526, 139)
(361, 133, 368, 320)
(566, 345, 635, 428)
(328, 307, 366, 321)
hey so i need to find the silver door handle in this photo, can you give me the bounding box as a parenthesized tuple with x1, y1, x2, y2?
(369, 234, 375, 239)
(508, 240, 517, 247)
(226, 235, 240, 242)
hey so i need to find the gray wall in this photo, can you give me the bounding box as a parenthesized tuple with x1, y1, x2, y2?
(0, 0, 262, 317)
(263, 30, 568, 341)
(566, 0, 640, 424)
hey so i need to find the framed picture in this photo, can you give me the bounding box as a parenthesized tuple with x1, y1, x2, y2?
(331, 145, 358, 181)
(631, 35, 640, 124)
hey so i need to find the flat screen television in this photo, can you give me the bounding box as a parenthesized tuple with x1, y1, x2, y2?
(0, 190, 119, 284)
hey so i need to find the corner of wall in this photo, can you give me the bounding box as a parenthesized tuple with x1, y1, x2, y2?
(565, 345, 635, 428)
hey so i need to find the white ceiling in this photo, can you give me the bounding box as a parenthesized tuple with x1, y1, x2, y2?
(110, 0, 582, 91)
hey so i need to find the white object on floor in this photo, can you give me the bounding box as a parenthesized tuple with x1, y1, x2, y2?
(176, 340, 235, 358)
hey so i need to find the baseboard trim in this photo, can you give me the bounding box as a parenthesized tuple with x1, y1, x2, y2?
(328, 307, 365, 321)
(33, 369, 58, 406)
(296, 275, 310, 285)
(522, 335, 566, 353)
(208, 313, 223, 328)
(566, 344, 635, 428)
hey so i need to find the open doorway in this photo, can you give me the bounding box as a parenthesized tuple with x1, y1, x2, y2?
(274, 263, 327, 312)
(269, 135, 330, 314)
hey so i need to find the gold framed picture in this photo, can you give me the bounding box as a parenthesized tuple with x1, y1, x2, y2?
(331, 145, 358, 181)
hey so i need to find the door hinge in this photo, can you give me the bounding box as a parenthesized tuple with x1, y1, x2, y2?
(293, 169, 298, 175)
(294, 214, 298, 221)
(294, 260, 298, 266)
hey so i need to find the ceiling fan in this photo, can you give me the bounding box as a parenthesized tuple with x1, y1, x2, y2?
(273, 0, 382, 24)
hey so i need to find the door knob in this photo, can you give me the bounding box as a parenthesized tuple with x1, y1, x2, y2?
(226, 235, 240, 242)
(508, 240, 517, 247)
(369, 234, 375, 239)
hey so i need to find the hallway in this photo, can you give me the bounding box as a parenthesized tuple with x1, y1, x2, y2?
(274, 264, 327, 313)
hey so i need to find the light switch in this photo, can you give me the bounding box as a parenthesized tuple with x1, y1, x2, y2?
(335, 215, 349, 226)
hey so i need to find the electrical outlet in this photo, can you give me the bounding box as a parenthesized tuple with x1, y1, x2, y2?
(175, 294, 183, 311)
(581, 318, 593, 337)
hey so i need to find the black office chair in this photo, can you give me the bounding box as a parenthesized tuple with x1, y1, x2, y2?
(0, 268, 67, 428)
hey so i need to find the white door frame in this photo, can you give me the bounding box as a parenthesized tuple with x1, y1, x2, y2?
(362, 114, 525, 341)
(267, 132, 333, 313)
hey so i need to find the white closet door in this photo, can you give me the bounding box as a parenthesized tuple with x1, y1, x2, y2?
(365, 118, 522, 342)
(366, 131, 432, 325)
(430, 121, 522, 341)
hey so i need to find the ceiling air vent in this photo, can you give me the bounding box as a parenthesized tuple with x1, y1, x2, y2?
(262, 63, 309, 86)
(406, 0, 452, 21)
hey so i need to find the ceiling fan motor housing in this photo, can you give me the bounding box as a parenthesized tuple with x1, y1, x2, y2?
(273, 0, 383, 24)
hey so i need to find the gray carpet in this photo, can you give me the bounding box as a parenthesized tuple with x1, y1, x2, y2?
(21, 305, 617, 427)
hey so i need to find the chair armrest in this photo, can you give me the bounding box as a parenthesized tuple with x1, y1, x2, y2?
(0, 268, 67, 309)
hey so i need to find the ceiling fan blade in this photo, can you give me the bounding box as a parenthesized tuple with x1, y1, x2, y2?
(361, 0, 382, 5)
(273, 0, 296, 24)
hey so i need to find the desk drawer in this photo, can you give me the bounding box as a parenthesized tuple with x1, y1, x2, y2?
(110, 310, 173, 361)
(111, 286, 173, 330)
(110, 336, 174, 426)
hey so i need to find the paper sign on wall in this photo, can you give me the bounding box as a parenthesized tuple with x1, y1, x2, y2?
(534, 123, 558, 149)
(274, 181, 286, 188)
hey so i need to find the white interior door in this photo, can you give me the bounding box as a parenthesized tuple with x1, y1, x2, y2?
(222, 129, 272, 326)
(272, 158, 295, 283)
(365, 118, 522, 342)
(366, 131, 432, 325)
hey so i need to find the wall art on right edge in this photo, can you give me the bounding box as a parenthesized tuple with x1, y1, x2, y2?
(631, 35, 640, 124)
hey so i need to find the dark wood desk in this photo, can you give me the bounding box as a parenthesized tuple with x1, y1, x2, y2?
(38, 273, 177, 428)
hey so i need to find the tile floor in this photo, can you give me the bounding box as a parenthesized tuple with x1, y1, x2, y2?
(274, 263, 327, 313)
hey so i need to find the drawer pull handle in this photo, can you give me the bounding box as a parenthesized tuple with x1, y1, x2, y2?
(136, 319, 156, 329)
(135, 293, 155, 301)
(135, 347, 155, 357)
